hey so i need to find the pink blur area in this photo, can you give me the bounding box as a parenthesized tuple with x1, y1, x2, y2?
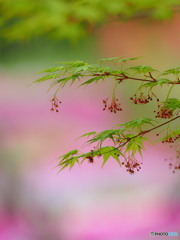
(0, 13, 180, 240)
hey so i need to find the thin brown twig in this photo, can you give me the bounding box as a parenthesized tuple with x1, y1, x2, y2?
(90, 73, 180, 84)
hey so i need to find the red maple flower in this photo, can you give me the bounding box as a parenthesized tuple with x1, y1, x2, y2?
(102, 97, 122, 113)
(50, 97, 62, 112)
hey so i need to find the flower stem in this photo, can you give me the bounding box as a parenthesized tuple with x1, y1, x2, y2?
(165, 83, 175, 101)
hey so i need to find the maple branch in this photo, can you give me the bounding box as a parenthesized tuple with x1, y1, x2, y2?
(91, 73, 180, 84)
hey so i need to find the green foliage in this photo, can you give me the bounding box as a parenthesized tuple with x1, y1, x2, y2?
(78, 131, 97, 139)
(58, 149, 79, 171)
(39, 66, 66, 73)
(87, 129, 124, 145)
(118, 118, 156, 131)
(128, 65, 157, 74)
(34, 58, 179, 93)
(57, 146, 124, 171)
(35, 56, 180, 174)
(141, 78, 172, 88)
(161, 67, 180, 76)
(56, 117, 154, 171)
(80, 76, 103, 86)
(0, 0, 179, 41)
(35, 74, 60, 83)
(125, 135, 147, 156)
(163, 98, 180, 112)
(99, 56, 141, 64)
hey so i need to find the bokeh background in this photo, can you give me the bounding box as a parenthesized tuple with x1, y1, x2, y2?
(0, 2, 180, 240)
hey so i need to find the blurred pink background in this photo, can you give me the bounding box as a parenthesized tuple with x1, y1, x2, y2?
(0, 13, 180, 240)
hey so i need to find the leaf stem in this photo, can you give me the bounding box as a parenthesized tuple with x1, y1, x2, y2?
(165, 83, 175, 101)
(112, 80, 118, 98)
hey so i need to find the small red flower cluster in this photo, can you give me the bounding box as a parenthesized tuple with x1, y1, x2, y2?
(164, 139, 180, 173)
(86, 150, 94, 163)
(154, 105, 173, 119)
(130, 93, 159, 105)
(162, 134, 180, 143)
(102, 98, 122, 113)
(166, 157, 180, 173)
(122, 156, 142, 174)
(50, 97, 62, 112)
(169, 162, 180, 173)
(86, 155, 94, 163)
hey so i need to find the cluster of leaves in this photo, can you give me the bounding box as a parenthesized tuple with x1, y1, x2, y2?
(35, 57, 180, 174)
(57, 117, 180, 174)
(0, 0, 179, 41)
(57, 117, 179, 174)
(57, 118, 152, 172)
(162, 98, 180, 112)
(35, 57, 180, 94)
